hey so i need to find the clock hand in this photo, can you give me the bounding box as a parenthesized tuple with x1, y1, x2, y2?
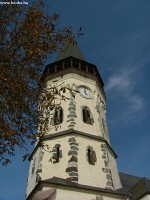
(84, 89, 87, 95)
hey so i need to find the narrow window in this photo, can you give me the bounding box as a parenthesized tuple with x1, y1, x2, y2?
(102, 119, 107, 135)
(54, 106, 63, 125)
(31, 163, 35, 174)
(83, 106, 93, 124)
(31, 157, 36, 175)
(56, 146, 60, 163)
(88, 148, 91, 163)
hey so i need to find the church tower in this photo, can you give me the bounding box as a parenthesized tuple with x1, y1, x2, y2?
(26, 43, 130, 200)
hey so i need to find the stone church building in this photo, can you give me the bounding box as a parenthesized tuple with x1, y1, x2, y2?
(26, 43, 150, 200)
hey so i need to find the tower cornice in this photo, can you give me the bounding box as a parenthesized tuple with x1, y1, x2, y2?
(26, 177, 131, 200)
(41, 56, 105, 99)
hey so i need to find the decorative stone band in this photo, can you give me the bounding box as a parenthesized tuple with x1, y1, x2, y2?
(35, 149, 44, 184)
(66, 137, 79, 182)
(67, 96, 77, 128)
(101, 143, 114, 189)
(91, 196, 103, 200)
(37, 149, 44, 171)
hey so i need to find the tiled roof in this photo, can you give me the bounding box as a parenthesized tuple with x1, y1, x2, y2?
(130, 178, 150, 200)
(120, 172, 141, 190)
(119, 172, 150, 200)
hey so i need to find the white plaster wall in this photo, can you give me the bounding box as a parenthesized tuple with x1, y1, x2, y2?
(41, 186, 127, 200)
(42, 136, 70, 180)
(78, 137, 107, 188)
(139, 195, 150, 200)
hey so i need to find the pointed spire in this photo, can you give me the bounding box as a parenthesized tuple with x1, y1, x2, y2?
(56, 33, 85, 61)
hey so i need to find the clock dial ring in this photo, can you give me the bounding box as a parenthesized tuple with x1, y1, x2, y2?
(78, 86, 93, 99)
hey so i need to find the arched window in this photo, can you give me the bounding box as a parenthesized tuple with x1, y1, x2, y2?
(54, 106, 63, 125)
(82, 106, 94, 125)
(86, 147, 97, 165)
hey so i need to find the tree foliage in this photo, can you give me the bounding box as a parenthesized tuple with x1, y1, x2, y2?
(0, 0, 80, 165)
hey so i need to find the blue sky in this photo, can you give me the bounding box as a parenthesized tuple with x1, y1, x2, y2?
(0, 0, 150, 199)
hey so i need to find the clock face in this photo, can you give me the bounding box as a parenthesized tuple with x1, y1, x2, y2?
(78, 86, 93, 99)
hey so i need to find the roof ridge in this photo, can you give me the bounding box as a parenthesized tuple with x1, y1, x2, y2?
(119, 172, 141, 179)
